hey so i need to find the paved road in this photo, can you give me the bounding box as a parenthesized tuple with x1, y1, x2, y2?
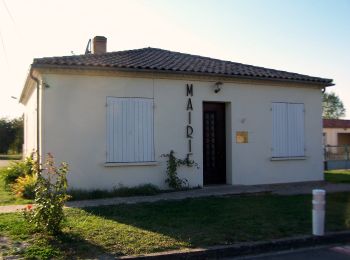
(0, 160, 10, 167)
(238, 245, 350, 260)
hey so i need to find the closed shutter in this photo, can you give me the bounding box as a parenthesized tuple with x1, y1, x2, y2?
(272, 102, 305, 158)
(272, 102, 288, 157)
(107, 97, 154, 163)
(287, 103, 305, 157)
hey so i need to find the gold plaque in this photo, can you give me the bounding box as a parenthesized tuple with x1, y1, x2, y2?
(236, 131, 248, 143)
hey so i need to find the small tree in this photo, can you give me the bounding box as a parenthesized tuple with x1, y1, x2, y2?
(0, 117, 23, 154)
(23, 154, 70, 235)
(323, 92, 346, 119)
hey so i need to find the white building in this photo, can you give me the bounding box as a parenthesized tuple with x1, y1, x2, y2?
(20, 36, 333, 190)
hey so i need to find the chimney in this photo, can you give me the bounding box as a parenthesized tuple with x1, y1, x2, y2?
(93, 36, 107, 54)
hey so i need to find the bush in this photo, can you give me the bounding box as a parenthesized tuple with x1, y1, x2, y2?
(12, 174, 37, 199)
(3, 156, 35, 187)
(161, 150, 197, 190)
(68, 184, 161, 201)
(23, 154, 70, 235)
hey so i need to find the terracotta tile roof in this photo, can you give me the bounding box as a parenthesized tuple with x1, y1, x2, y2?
(323, 119, 350, 128)
(32, 47, 333, 85)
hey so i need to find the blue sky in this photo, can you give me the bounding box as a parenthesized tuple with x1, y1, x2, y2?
(0, 0, 349, 118)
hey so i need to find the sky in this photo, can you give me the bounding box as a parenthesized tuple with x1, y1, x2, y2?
(0, 0, 349, 119)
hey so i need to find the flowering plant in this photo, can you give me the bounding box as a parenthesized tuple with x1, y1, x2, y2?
(23, 154, 70, 235)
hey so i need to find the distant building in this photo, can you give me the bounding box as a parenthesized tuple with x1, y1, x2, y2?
(323, 119, 350, 146)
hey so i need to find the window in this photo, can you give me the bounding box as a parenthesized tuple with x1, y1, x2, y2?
(272, 102, 305, 158)
(106, 97, 154, 163)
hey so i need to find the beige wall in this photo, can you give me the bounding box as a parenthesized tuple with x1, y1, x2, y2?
(38, 73, 323, 190)
(324, 128, 350, 146)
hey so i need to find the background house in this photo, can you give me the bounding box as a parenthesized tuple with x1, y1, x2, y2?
(323, 119, 350, 169)
(323, 119, 350, 146)
(20, 36, 333, 190)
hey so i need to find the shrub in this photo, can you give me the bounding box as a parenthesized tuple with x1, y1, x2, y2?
(68, 184, 161, 201)
(113, 184, 161, 197)
(3, 156, 35, 187)
(161, 150, 197, 190)
(12, 174, 37, 199)
(23, 154, 70, 235)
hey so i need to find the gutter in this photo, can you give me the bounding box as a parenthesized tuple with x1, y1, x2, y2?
(29, 68, 41, 167)
(31, 64, 334, 87)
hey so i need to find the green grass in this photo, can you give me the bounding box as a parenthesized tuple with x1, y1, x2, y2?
(0, 167, 32, 206)
(325, 170, 350, 183)
(0, 154, 22, 160)
(1, 192, 350, 259)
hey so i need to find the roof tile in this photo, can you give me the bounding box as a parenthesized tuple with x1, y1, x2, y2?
(32, 47, 333, 85)
(323, 119, 350, 128)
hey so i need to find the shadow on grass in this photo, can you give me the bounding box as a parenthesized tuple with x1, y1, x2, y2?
(324, 192, 350, 232)
(28, 231, 115, 259)
(325, 171, 350, 183)
(80, 194, 316, 248)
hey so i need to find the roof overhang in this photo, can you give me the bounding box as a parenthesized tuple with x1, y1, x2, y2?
(30, 63, 334, 88)
(19, 68, 41, 104)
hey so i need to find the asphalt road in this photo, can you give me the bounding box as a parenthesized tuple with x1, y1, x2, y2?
(236, 245, 350, 260)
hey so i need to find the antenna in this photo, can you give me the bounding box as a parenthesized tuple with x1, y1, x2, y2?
(85, 39, 91, 54)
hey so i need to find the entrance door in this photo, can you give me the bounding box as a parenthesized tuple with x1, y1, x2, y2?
(203, 102, 226, 185)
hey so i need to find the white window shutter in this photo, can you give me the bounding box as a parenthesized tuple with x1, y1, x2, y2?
(272, 103, 289, 157)
(287, 103, 305, 157)
(107, 97, 154, 163)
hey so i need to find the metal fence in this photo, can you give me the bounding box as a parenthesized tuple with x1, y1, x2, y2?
(324, 145, 350, 170)
(324, 145, 350, 161)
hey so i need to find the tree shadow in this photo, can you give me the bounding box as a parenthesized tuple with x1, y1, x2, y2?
(79, 195, 318, 250)
(43, 231, 116, 259)
(325, 192, 350, 232)
(325, 171, 350, 183)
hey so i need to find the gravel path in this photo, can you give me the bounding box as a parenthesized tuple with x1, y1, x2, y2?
(2, 181, 350, 214)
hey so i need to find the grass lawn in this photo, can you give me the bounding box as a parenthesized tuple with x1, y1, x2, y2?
(0, 167, 32, 206)
(325, 169, 350, 183)
(1, 192, 350, 259)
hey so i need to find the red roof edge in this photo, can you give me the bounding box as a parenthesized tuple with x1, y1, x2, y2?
(323, 119, 350, 128)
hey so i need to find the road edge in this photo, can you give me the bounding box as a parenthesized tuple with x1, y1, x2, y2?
(118, 230, 350, 259)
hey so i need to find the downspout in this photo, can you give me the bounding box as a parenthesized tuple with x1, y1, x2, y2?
(30, 67, 40, 169)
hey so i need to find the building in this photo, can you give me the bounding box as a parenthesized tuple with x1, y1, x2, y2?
(20, 36, 333, 190)
(323, 119, 350, 146)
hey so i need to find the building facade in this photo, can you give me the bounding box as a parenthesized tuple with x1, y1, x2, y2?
(20, 37, 333, 190)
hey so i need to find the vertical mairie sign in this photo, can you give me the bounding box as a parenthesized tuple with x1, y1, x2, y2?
(186, 84, 193, 157)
